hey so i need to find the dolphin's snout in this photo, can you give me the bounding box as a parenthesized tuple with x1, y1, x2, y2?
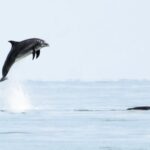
(43, 42, 49, 47)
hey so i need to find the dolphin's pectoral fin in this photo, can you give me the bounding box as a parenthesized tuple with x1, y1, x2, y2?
(36, 50, 40, 59)
(32, 49, 36, 60)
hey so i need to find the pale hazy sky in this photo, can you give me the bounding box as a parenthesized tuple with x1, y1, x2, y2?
(0, 0, 150, 81)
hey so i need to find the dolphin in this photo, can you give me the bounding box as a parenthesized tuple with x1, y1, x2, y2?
(127, 106, 150, 110)
(0, 38, 49, 81)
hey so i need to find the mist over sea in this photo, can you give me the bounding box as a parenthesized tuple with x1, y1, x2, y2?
(0, 80, 150, 150)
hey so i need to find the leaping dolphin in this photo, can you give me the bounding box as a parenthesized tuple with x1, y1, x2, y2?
(0, 38, 49, 81)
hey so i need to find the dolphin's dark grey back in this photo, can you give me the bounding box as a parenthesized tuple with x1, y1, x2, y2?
(1, 40, 33, 80)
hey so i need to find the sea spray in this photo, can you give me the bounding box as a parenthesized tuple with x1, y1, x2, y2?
(3, 80, 32, 113)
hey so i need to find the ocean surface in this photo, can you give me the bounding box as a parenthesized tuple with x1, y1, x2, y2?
(0, 80, 150, 150)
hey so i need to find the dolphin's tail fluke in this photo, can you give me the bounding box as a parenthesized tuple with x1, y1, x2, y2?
(0, 77, 7, 82)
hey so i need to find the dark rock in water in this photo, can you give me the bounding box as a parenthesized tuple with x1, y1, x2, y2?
(127, 106, 150, 110)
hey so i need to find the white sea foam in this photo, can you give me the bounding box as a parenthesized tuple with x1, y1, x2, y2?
(4, 80, 32, 113)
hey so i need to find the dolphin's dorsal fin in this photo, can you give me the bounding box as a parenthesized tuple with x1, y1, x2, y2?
(8, 41, 19, 47)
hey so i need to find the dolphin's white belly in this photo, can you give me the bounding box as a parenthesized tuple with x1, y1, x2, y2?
(15, 50, 33, 62)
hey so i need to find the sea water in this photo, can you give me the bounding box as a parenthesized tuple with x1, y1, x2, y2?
(0, 80, 150, 150)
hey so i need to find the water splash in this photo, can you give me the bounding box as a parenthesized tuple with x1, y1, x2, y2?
(4, 80, 32, 113)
